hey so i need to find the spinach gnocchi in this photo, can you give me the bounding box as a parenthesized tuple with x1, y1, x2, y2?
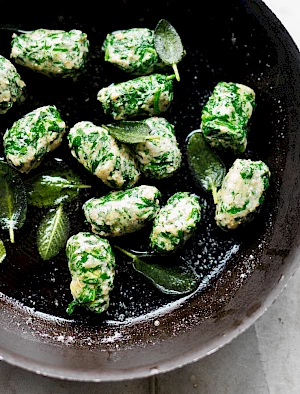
(150, 192, 201, 253)
(97, 73, 174, 120)
(3, 105, 66, 173)
(66, 232, 116, 314)
(215, 159, 270, 230)
(103, 28, 166, 75)
(0, 55, 25, 114)
(10, 29, 89, 78)
(201, 82, 255, 154)
(68, 121, 140, 189)
(134, 117, 182, 179)
(83, 185, 161, 237)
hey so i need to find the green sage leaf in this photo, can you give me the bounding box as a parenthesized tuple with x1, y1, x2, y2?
(0, 239, 6, 263)
(102, 121, 159, 144)
(25, 169, 91, 207)
(154, 19, 184, 81)
(114, 246, 199, 295)
(187, 130, 226, 204)
(0, 162, 27, 243)
(37, 204, 70, 261)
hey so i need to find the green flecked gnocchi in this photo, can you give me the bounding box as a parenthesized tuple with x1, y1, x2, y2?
(68, 121, 140, 189)
(201, 82, 256, 154)
(150, 192, 201, 253)
(103, 28, 166, 75)
(66, 232, 116, 314)
(3, 105, 66, 174)
(134, 117, 182, 179)
(97, 73, 174, 120)
(83, 185, 161, 237)
(0, 55, 26, 114)
(215, 159, 270, 230)
(10, 29, 89, 78)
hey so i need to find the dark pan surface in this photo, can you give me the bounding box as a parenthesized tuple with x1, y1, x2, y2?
(0, 0, 300, 381)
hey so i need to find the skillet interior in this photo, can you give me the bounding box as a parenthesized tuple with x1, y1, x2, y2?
(0, 0, 300, 381)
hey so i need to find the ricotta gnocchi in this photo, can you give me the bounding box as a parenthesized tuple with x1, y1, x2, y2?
(3, 105, 66, 173)
(215, 159, 270, 230)
(68, 121, 140, 189)
(150, 192, 201, 253)
(134, 117, 182, 179)
(83, 185, 161, 237)
(66, 232, 116, 314)
(201, 82, 255, 154)
(103, 28, 166, 75)
(97, 73, 174, 120)
(0, 55, 25, 114)
(10, 29, 89, 78)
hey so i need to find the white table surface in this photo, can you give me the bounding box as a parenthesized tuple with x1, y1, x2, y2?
(1, 1, 300, 393)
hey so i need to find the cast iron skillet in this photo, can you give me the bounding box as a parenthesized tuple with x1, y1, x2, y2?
(0, 0, 299, 382)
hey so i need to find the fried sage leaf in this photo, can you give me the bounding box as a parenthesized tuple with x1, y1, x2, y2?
(0, 162, 27, 243)
(25, 169, 91, 207)
(102, 121, 159, 144)
(0, 239, 6, 263)
(37, 204, 70, 260)
(115, 246, 199, 295)
(154, 19, 184, 81)
(187, 130, 226, 204)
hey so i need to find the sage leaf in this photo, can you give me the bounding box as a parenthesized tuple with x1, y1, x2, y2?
(187, 130, 226, 204)
(102, 121, 159, 144)
(154, 19, 184, 81)
(114, 246, 199, 295)
(25, 169, 91, 207)
(37, 204, 70, 261)
(0, 239, 6, 263)
(0, 162, 27, 243)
